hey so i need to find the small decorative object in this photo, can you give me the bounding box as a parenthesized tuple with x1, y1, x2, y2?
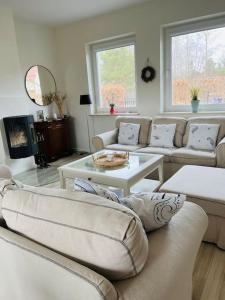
(36, 110, 44, 122)
(92, 152, 129, 168)
(141, 58, 156, 83)
(109, 103, 116, 114)
(190, 87, 200, 113)
(43, 91, 67, 118)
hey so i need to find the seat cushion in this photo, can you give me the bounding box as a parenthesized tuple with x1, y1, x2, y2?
(115, 116, 151, 144)
(114, 202, 207, 300)
(137, 146, 177, 162)
(105, 143, 145, 152)
(183, 116, 225, 146)
(160, 165, 225, 219)
(149, 117, 187, 147)
(170, 147, 216, 166)
(2, 185, 148, 281)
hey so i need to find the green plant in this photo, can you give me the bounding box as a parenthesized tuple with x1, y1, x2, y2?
(190, 87, 200, 101)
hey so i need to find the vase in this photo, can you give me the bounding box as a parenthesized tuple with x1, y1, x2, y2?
(56, 102, 65, 119)
(191, 100, 200, 113)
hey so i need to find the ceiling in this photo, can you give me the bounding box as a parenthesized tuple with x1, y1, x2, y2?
(0, 0, 148, 26)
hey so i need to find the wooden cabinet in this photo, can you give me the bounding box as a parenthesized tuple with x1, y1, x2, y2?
(34, 118, 72, 162)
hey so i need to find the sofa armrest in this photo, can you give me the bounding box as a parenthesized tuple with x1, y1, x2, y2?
(92, 129, 118, 150)
(216, 137, 225, 168)
(0, 227, 118, 300)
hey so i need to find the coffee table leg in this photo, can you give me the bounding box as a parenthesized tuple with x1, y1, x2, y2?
(59, 170, 66, 189)
(158, 161, 164, 184)
(123, 186, 130, 197)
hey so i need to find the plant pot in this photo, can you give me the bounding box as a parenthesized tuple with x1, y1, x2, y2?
(110, 105, 115, 114)
(191, 100, 200, 113)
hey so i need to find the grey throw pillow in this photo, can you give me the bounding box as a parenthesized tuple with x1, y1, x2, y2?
(187, 123, 220, 151)
(118, 122, 141, 145)
(149, 124, 176, 148)
(74, 178, 120, 203)
(119, 192, 185, 232)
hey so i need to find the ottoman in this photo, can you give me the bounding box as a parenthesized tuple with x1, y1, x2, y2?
(160, 165, 225, 250)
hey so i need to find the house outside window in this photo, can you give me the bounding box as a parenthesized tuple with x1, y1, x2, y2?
(88, 35, 137, 113)
(162, 16, 225, 112)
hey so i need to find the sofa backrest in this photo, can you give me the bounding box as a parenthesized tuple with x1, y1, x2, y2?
(150, 117, 187, 148)
(115, 116, 152, 144)
(2, 185, 148, 281)
(0, 227, 118, 300)
(183, 116, 225, 146)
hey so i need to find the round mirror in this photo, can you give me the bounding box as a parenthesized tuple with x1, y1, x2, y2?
(25, 65, 56, 106)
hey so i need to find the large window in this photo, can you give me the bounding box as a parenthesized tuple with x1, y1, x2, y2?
(163, 16, 225, 112)
(89, 36, 137, 113)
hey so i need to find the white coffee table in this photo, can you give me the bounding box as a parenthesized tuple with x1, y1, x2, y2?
(58, 150, 164, 196)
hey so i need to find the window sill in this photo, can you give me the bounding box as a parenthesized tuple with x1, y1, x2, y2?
(89, 112, 140, 117)
(160, 111, 225, 115)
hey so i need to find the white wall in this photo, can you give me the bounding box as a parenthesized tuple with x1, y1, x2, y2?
(0, 8, 59, 174)
(55, 0, 225, 152)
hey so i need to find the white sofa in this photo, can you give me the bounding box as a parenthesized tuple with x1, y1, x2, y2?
(92, 116, 225, 180)
(0, 166, 207, 300)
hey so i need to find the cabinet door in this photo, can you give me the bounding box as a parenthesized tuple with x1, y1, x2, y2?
(47, 123, 65, 160)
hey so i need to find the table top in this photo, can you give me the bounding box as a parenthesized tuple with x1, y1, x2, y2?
(59, 150, 163, 182)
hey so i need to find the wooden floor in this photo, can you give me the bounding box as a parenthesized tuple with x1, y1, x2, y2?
(193, 242, 225, 300)
(15, 154, 225, 300)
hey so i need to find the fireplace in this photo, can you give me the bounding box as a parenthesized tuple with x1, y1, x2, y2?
(3, 115, 38, 159)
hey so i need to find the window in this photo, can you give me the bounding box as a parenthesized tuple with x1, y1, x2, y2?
(163, 16, 225, 112)
(89, 36, 137, 113)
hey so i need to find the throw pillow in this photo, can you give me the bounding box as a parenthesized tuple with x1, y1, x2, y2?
(149, 124, 176, 148)
(187, 124, 220, 151)
(119, 192, 185, 232)
(118, 122, 140, 145)
(74, 178, 120, 203)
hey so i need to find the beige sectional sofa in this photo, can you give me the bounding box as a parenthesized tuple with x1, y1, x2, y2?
(0, 166, 208, 300)
(92, 116, 225, 180)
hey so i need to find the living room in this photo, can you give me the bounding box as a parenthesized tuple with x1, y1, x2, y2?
(0, 0, 225, 299)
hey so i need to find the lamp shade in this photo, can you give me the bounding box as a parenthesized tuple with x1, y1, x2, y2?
(80, 94, 92, 105)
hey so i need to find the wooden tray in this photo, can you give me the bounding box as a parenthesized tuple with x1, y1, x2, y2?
(93, 152, 129, 168)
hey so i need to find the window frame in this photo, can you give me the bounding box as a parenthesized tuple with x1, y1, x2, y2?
(162, 15, 225, 113)
(88, 35, 137, 113)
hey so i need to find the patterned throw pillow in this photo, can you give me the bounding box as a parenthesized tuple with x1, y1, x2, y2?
(187, 124, 220, 151)
(119, 192, 185, 232)
(74, 178, 120, 203)
(118, 122, 141, 145)
(149, 124, 176, 148)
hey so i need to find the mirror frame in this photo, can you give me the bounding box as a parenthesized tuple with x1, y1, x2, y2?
(25, 65, 57, 106)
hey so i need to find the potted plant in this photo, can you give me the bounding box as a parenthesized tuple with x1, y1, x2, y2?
(109, 103, 116, 114)
(190, 87, 200, 113)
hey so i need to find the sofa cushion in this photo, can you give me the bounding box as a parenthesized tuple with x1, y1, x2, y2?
(137, 146, 177, 162)
(2, 186, 148, 281)
(118, 122, 140, 145)
(183, 116, 225, 146)
(170, 147, 216, 166)
(187, 123, 220, 151)
(114, 202, 207, 300)
(105, 143, 145, 152)
(115, 116, 151, 144)
(149, 117, 187, 147)
(160, 165, 225, 219)
(74, 178, 120, 203)
(119, 192, 185, 232)
(149, 124, 176, 148)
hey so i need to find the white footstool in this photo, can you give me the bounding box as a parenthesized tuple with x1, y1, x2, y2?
(160, 165, 225, 249)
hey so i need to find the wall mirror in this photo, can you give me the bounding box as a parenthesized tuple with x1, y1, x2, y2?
(25, 65, 56, 106)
